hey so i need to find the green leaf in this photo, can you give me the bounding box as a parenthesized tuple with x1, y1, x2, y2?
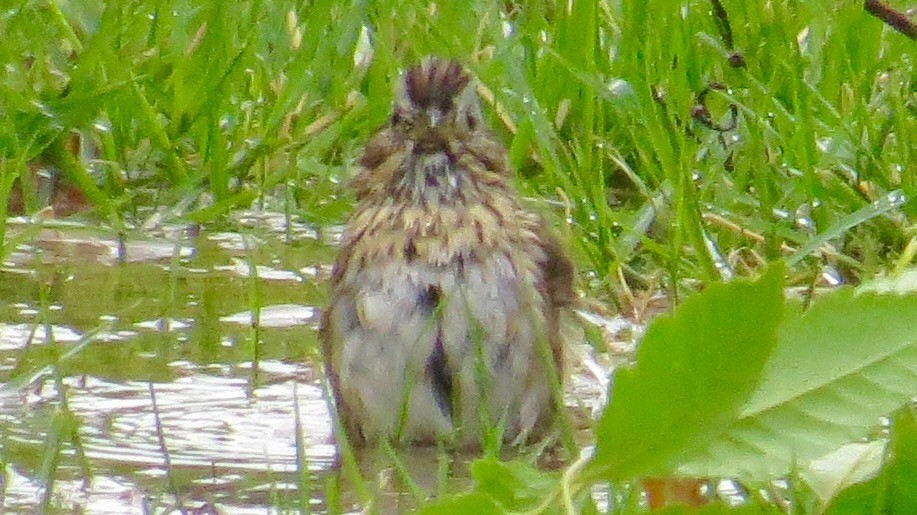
(680, 280, 917, 479)
(825, 408, 917, 514)
(586, 265, 785, 481)
(470, 457, 559, 512)
(417, 492, 503, 515)
(653, 502, 782, 514)
(886, 408, 917, 509)
(857, 268, 917, 296)
(802, 440, 886, 503)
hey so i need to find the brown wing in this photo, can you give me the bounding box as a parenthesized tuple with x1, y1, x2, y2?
(540, 229, 575, 309)
(536, 226, 575, 378)
(319, 234, 367, 444)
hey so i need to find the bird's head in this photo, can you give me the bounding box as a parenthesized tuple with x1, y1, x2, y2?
(355, 58, 503, 203)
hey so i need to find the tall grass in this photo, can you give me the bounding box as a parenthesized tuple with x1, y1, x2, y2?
(3, 0, 911, 285)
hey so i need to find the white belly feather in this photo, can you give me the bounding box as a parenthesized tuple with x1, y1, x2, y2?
(329, 252, 552, 445)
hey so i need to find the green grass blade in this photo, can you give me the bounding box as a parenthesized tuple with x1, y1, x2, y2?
(786, 190, 908, 267)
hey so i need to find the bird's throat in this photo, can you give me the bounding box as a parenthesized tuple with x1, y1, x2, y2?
(398, 150, 462, 204)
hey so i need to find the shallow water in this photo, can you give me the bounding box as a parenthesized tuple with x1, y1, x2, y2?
(1, 213, 338, 513)
(0, 212, 633, 513)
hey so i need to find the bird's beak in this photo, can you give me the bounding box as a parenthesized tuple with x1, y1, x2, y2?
(427, 107, 443, 128)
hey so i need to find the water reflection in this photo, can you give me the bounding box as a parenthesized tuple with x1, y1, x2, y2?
(0, 216, 336, 512)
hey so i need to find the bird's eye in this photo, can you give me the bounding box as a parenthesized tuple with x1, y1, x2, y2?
(464, 112, 478, 131)
(391, 108, 414, 130)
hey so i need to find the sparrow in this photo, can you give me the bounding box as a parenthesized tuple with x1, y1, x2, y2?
(320, 57, 574, 448)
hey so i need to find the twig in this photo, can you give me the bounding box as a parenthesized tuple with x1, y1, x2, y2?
(702, 213, 797, 253)
(692, 83, 738, 133)
(865, 0, 917, 40)
(702, 212, 847, 261)
(710, 0, 746, 67)
(710, 0, 734, 48)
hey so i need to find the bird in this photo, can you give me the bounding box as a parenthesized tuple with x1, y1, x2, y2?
(320, 57, 574, 448)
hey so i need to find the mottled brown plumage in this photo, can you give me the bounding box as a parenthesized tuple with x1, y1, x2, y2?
(321, 57, 574, 447)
